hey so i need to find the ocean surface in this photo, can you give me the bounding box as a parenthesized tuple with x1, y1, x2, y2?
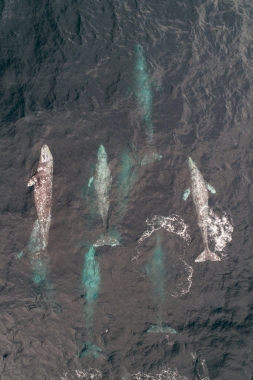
(1, 0, 253, 379)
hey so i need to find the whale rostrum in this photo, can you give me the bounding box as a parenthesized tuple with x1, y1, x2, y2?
(184, 157, 220, 262)
(27, 144, 53, 252)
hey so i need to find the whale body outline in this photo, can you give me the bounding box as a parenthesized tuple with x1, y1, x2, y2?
(184, 157, 220, 262)
(27, 144, 53, 252)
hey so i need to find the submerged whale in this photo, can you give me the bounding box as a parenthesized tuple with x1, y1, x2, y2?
(133, 44, 162, 165)
(184, 157, 220, 262)
(89, 145, 119, 247)
(27, 145, 53, 251)
(134, 44, 153, 141)
(94, 145, 111, 229)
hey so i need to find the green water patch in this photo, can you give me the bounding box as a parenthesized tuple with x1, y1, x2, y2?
(82, 246, 101, 329)
(134, 44, 153, 142)
(116, 149, 138, 221)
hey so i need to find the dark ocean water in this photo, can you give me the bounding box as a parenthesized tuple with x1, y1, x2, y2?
(1, 0, 253, 379)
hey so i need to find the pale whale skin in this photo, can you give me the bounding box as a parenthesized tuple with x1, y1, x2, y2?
(27, 145, 53, 251)
(187, 157, 220, 262)
(92, 145, 120, 247)
(94, 144, 111, 229)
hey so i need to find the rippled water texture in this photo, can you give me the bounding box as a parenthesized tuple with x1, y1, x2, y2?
(1, 0, 253, 379)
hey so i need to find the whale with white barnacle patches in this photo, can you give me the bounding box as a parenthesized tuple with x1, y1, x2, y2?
(88, 145, 120, 247)
(27, 144, 53, 253)
(183, 157, 220, 262)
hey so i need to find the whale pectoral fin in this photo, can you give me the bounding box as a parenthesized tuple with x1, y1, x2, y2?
(183, 188, 191, 201)
(151, 75, 162, 91)
(195, 248, 221, 262)
(88, 176, 94, 187)
(206, 183, 216, 194)
(125, 87, 133, 98)
(27, 174, 39, 187)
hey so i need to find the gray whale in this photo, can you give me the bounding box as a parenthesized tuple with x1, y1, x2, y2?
(27, 145, 53, 251)
(184, 157, 220, 262)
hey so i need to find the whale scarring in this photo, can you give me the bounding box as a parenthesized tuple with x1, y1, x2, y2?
(28, 144, 53, 251)
(187, 157, 220, 262)
(94, 145, 111, 229)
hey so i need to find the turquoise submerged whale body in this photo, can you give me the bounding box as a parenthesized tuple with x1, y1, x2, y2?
(28, 219, 51, 288)
(79, 245, 102, 358)
(146, 234, 177, 334)
(116, 149, 138, 220)
(134, 44, 153, 141)
(89, 145, 120, 247)
(133, 44, 162, 165)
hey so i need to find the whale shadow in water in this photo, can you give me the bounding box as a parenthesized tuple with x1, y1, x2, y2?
(28, 220, 51, 288)
(26, 219, 62, 313)
(137, 221, 192, 334)
(144, 233, 177, 334)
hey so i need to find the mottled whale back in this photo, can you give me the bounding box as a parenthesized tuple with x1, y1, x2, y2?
(188, 157, 220, 262)
(28, 144, 53, 251)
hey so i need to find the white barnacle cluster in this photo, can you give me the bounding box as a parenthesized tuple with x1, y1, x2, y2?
(127, 368, 189, 380)
(208, 208, 233, 257)
(94, 145, 112, 226)
(57, 368, 102, 380)
(28, 145, 53, 254)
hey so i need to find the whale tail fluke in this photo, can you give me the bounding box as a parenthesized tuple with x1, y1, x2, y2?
(147, 324, 177, 334)
(93, 234, 120, 247)
(140, 151, 162, 166)
(78, 342, 103, 358)
(195, 248, 221, 262)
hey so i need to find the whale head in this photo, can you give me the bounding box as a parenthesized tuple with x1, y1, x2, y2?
(135, 44, 143, 55)
(188, 157, 196, 171)
(97, 145, 107, 160)
(40, 145, 53, 163)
